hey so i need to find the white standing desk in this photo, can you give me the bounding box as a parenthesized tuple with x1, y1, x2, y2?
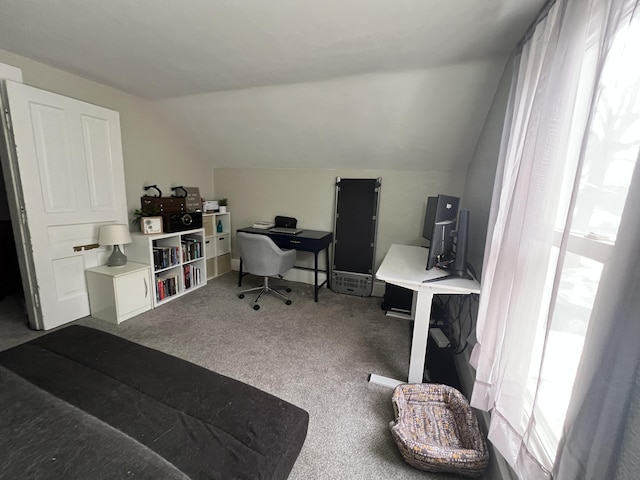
(371, 244, 480, 388)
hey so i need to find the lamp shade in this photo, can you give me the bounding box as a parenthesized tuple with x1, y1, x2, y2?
(98, 224, 132, 246)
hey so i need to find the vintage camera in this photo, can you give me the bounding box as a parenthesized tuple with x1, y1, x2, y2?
(162, 212, 203, 233)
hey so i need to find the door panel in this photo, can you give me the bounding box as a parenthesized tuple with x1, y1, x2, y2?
(31, 103, 77, 213)
(82, 114, 119, 212)
(5, 80, 127, 330)
(52, 256, 88, 301)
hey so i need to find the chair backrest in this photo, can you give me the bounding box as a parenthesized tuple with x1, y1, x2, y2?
(236, 232, 296, 277)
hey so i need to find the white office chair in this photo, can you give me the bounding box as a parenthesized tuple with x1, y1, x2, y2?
(236, 232, 297, 310)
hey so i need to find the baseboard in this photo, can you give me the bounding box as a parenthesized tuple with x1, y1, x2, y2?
(453, 350, 516, 480)
(230, 258, 386, 298)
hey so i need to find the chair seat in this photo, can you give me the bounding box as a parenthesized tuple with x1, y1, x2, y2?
(390, 383, 489, 477)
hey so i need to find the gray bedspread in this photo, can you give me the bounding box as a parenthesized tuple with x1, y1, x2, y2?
(0, 326, 309, 479)
(0, 365, 189, 479)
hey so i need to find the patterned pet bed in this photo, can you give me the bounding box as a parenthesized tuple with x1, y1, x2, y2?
(390, 383, 489, 477)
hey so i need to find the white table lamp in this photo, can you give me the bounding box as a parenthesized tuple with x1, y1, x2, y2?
(99, 224, 133, 267)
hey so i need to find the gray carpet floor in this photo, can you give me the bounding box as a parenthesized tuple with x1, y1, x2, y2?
(0, 273, 473, 480)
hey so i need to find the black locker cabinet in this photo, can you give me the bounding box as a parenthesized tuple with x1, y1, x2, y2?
(331, 177, 381, 296)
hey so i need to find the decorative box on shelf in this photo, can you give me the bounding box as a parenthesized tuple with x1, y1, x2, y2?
(126, 228, 207, 308)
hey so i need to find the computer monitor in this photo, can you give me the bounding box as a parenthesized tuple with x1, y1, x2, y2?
(422, 194, 459, 270)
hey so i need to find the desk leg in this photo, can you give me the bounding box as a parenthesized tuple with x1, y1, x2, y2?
(407, 291, 433, 383)
(313, 251, 319, 302)
(326, 244, 331, 290)
(369, 291, 433, 388)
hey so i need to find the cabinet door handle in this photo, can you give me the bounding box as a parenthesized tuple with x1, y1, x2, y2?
(144, 277, 148, 298)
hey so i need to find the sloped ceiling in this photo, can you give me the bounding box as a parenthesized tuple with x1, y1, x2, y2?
(0, 0, 547, 170)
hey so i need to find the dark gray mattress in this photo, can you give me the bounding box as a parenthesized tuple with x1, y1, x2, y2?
(0, 325, 309, 479)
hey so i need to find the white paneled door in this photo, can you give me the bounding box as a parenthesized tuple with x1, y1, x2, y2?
(2, 80, 127, 330)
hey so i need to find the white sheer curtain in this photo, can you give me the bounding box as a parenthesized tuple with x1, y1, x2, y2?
(553, 133, 640, 480)
(469, 0, 640, 478)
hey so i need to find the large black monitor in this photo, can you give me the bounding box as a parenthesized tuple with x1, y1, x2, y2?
(422, 194, 473, 282)
(422, 194, 459, 270)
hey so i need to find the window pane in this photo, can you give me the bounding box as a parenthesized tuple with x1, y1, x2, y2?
(535, 252, 602, 455)
(570, 18, 640, 241)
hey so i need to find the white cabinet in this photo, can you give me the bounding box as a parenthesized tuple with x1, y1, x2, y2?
(86, 262, 152, 324)
(203, 212, 231, 280)
(126, 228, 207, 308)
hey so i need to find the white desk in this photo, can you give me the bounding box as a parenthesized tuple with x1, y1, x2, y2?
(370, 244, 480, 388)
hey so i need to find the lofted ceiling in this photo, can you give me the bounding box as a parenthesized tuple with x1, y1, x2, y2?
(0, 0, 547, 170)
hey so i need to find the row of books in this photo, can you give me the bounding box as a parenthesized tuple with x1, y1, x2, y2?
(153, 241, 203, 270)
(181, 236, 202, 262)
(153, 246, 180, 270)
(156, 274, 178, 302)
(156, 265, 203, 302)
(183, 264, 202, 290)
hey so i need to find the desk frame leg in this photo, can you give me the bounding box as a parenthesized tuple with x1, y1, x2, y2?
(326, 244, 331, 290)
(313, 252, 319, 302)
(368, 291, 433, 387)
(368, 374, 403, 389)
(407, 291, 433, 384)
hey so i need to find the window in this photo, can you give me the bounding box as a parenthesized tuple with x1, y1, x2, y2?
(471, 3, 640, 477)
(529, 15, 640, 465)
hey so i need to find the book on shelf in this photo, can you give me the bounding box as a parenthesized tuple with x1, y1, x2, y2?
(183, 264, 202, 290)
(156, 273, 178, 301)
(253, 220, 275, 229)
(181, 240, 202, 262)
(152, 246, 179, 270)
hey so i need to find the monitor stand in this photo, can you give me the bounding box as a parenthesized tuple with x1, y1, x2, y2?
(424, 209, 473, 284)
(422, 268, 473, 283)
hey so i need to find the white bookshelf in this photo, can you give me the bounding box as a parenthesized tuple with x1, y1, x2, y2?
(127, 228, 206, 308)
(203, 212, 231, 280)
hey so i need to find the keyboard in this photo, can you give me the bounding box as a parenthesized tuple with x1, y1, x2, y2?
(269, 227, 302, 235)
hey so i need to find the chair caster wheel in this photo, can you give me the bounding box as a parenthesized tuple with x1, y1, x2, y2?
(253, 304, 260, 310)
(239, 294, 245, 299)
(286, 300, 292, 305)
(286, 288, 292, 293)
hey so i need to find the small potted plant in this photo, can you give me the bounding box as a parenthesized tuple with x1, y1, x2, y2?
(218, 198, 228, 213)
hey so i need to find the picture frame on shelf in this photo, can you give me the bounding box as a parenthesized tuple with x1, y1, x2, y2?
(183, 187, 202, 212)
(141, 216, 163, 235)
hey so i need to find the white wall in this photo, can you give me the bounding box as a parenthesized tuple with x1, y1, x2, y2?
(0, 47, 505, 280)
(461, 57, 515, 279)
(156, 58, 505, 173)
(453, 58, 514, 398)
(215, 167, 466, 272)
(0, 49, 214, 218)
(156, 59, 506, 276)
